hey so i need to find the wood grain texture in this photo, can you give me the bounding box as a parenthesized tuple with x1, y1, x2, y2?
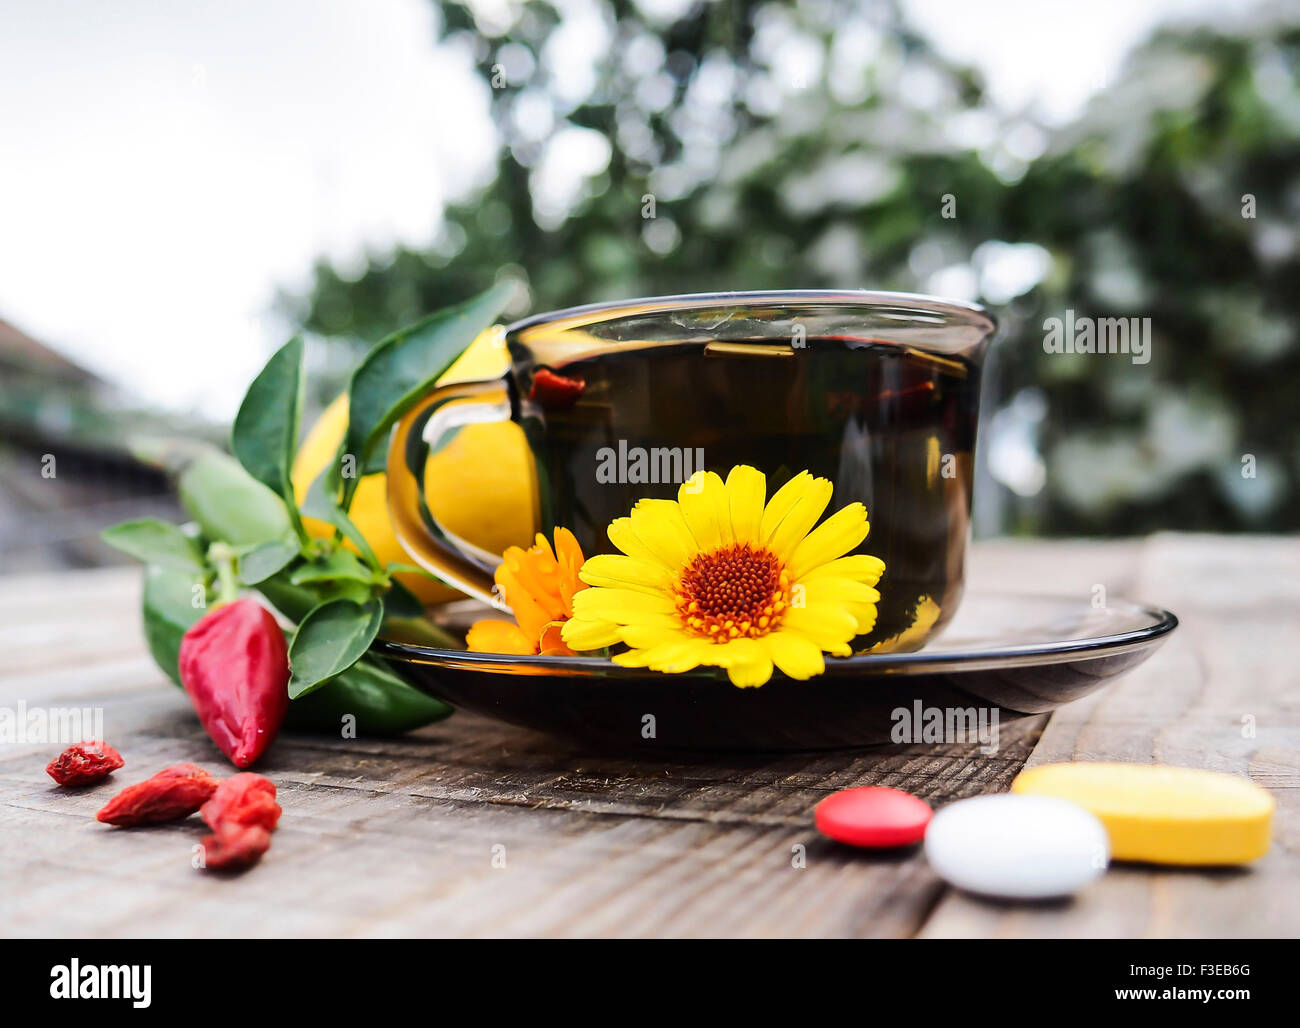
(921, 534, 1300, 938)
(0, 537, 1295, 938)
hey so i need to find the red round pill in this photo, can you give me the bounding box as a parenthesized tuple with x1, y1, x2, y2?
(815, 786, 933, 847)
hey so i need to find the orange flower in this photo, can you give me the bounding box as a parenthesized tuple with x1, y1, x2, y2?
(466, 528, 587, 656)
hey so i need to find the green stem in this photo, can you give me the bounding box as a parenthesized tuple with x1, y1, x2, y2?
(337, 444, 364, 514)
(286, 501, 313, 551)
(209, 542, 241, 606)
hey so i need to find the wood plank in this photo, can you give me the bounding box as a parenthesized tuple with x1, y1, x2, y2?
(2, 538, 1292, 937)
(0, 683, 1046, 937)
(921, 533, 1300, 938)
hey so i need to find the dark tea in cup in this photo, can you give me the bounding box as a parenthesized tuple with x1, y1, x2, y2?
(388, 291, 995, 651)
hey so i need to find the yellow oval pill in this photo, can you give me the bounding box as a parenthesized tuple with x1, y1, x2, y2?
(1011, 763, 1274, 866)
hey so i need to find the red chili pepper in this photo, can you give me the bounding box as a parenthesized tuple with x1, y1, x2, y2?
(201, 773, 281, 833)
(46, 741, 124, 786)
(200, 824, 273, 870)
(528, 367, 586, 409)
(178, 598, 289, 769)
(96, 763, 219, 826)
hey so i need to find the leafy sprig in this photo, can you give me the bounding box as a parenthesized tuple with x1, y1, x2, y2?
(103, 280, 517, 698)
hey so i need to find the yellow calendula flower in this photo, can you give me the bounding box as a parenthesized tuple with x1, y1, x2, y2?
(561, 466, 885, 687)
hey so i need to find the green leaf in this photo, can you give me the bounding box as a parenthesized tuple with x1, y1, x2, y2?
(361, 449, 389, 476)
(141, 564, 208, 686)
(141, 561, 453, 733)
(379, 615, 461, 649)
(288, 598, 384, 699)
(289, 549, 375, 586)
(382, 577, 425, 620)
(231, 336, 305, 505)
(384, 561, 432, 577)
(342, 280, 516, 506)
(178, 447, 295, 547)
(302, 471, 381, 569)
(285, 657, 452, 735)
(238, 539, 300, 585)
(256, 570, 372, 624)
(102, 519, 205, 572)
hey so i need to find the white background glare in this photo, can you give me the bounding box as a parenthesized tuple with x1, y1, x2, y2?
(0, 0, 1244, 419)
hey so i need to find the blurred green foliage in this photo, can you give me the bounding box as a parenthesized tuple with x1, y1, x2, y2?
(283, 0, 1300, 535)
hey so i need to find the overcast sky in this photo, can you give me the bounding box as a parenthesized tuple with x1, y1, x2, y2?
(0, 0, 1239, 419)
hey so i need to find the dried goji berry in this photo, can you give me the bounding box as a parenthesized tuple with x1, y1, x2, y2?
(199, 823, 273, 870)
(46, 741, 124, 786)
(201, 773, 280, 833)
(96, 763, 220, 827)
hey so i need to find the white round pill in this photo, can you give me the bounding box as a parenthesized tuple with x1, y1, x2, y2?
(924, 794, 1109, 899)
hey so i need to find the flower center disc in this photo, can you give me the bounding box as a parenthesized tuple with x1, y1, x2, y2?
(674, 543, 789, 641)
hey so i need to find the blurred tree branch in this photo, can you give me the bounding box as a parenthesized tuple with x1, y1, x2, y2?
(281, 1, 1300, 535)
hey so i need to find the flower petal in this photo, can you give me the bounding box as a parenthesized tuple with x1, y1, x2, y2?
(653, 638, 718, 673)
(561, 616, 623, 650)
(677, 470, 727, 551)
(552, 526, 587, 614)
(725, 465, 766, 545)
(613, 639, 709, 673)
(762, 630, 826, 680)
(715, 638, 772, 688)
(759, 471, 815, 542)
(578, 553, 675, 594)
(465, 619, 536, 655)
(538, 621, 577, 656)
(531, 531, 556, 563)
(619, 615, 690, 649)
(727, 662, 771, 687)
(628, 499, 697, 570)
(495, 562, 554, 643)
(797, 553, 886, 587)
(786, 503, 870, 580)
(781, 604, 857, 655)
(608, 516, 672, 569)
(800, 577, 881, 605)
(766, 476, 834, 561)
(845, 601, 879, 635)
(571, 586, 675, 623)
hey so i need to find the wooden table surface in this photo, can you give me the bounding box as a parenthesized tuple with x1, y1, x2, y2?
(2, 534, 1296, 938)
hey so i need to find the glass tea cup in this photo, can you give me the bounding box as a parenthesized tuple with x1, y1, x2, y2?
(387, 290, 996, 650)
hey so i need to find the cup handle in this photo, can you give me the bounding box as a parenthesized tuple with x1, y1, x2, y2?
(386, 377, 514, 607)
